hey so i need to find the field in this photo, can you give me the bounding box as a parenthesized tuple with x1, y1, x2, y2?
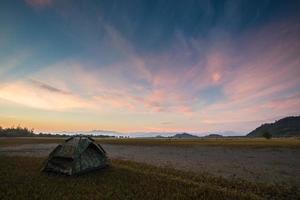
(96, 137, 300, 148)
(0, 137, 299, 199)
(1, 137, 300, 147)
(1, 156, 299, 200)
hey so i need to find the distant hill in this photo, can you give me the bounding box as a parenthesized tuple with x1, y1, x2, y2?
(203, 134, 223, 138)
(172, 133, 199, 138)
(155, 135, 165, 138)
(247, 116, 300, 137)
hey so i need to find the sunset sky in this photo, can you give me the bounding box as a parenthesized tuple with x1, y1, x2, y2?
(0, 0, 300, 134)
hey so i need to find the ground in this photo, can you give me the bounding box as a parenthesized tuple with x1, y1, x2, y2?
(0, 137, 299, 199)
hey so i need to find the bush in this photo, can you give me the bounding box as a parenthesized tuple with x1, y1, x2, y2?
(262, 131, 272, 139)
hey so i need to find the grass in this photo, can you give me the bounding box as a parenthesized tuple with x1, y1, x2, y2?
(1, 137, 300, 148)
(0, 156, 299, 200)
(95, 137, 300, 148)
(0, 137, 64, 147)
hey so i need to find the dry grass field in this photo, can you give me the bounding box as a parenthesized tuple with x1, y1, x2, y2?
(1, 137, 300, 148)
(96, 137, 300, 148)
(0, 137, 299, 199)
(0, 156, 299, 200)
(0, 137, 64, 147)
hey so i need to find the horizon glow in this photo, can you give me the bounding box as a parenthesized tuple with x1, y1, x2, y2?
(0, 0, 300, 135)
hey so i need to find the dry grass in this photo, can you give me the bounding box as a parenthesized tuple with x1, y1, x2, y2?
(0, 156, 299, 200)
(0, 137, 65, 147)
(1, 137, 299, 148)
(95, 137, 300, 148)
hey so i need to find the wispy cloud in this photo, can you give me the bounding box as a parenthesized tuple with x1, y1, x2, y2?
(20, 19, 299, 124)
(196, 21, 300, 129)
(25, 0, 53, 8)
(1, 1, 300, 132)
(0, 51, 32, 80)
(0, 80, 89, 111)
(28, 79, 70, 95)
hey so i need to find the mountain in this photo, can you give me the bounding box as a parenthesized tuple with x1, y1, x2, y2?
(155, 135, 165, 138)
(44, 130, 121, 137)
(247, 116, 300, 137)
(89, 130, 120, 134)
(217, 131, 242, 136)
(172, 132, 199, 138)
(203, 131, 243, 137)
(203, 134, 223, 138)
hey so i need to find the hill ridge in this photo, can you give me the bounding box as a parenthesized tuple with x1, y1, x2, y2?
(247, 116, 300, 137)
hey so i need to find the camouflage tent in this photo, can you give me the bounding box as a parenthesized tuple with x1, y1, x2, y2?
(42, 136, 108, 175)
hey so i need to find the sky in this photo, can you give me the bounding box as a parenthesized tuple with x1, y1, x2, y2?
(0, 0, 300, 135)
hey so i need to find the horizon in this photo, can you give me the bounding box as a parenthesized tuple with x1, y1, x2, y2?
(1, 0, 300, 134)
(2, 115, 299, 137)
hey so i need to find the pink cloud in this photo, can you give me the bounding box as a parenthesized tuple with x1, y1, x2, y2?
(25, 0, 53, 8)
(29, 19, 299, 121)
(224, 51, 299, 102)
(186, 21, 300, 131)
(92, 93, 136, 111)
(0, 80, 90, 111)
(29, 59, 198, 115)
(133, 88, 193, 114)
(5, 19, 298, 132)
(262, 94, 300, 113)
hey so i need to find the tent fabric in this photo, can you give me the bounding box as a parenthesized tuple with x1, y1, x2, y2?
(42, 136, 108, 175)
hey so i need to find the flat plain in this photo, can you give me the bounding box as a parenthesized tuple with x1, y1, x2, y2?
(0, 137, 299, 200)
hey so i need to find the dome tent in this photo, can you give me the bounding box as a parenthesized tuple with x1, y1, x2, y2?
(42, 136, 108, 175)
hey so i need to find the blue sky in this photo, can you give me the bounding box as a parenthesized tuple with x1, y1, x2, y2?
(0, 0, 300, 134)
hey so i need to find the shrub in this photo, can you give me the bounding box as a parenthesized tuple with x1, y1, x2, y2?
(262, 131, 272, 139)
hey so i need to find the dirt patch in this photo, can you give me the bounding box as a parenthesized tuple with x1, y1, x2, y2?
(0, 144, 57, 157)
(0, 143, 299, 185)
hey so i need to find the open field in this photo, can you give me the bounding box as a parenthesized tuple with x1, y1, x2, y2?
(0, 137, 299, 199)
(0, 137, 64, 147)
(96, 137, 300, 148)
(1, 138, 300, 185)
(0, 156, 299, 200)
(1, 137, 300, 148)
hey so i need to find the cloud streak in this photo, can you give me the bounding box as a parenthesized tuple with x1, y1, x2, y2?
(28, 79, 70, 95)
(25, 0, 53, 8)
(10, 18, 298, 126)
(1, 1, 300, 132)
(0, 80, 89, 111)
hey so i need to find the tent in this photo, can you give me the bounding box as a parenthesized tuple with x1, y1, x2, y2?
(42, 136, 108, 175)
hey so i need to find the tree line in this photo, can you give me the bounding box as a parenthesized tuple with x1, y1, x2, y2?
(0, 126, 35, 137)
(0, 126, 116, 138)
